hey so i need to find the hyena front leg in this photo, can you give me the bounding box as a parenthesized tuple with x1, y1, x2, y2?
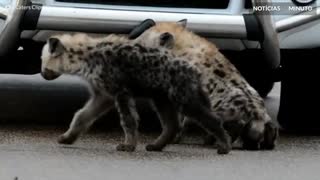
(182, 104, 232, 154)
(200, 120, 245, 146)
(115, 91, 140, 152)
(223, 120, 246, 143)
(58, 94, 113, 145)
(145, 99, 179, 151)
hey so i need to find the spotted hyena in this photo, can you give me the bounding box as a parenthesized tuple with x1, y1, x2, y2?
(131, 20, 278, 150)
(40, 33, 232, 154)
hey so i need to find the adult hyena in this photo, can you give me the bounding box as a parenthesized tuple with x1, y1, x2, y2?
(131, 20, 278, 150)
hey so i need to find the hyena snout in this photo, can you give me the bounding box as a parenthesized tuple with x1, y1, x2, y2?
(41, 68, 61, 80)
(261, 121, 279, 150)
(242, 121, 278, 150)
(241, 122, 264, 150)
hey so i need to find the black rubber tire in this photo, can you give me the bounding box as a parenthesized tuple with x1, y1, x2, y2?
(278, 49, 320, 133)
(223, 50, 276, 98)
(251, 81, 274, 98)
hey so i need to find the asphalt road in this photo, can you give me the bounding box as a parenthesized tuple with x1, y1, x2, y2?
(1, 82, 320, 180)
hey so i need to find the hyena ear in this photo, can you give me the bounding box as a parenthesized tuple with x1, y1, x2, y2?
(48, 37, 65, 55)
(176, 19, 187, 28)
(128, 19, 156, 39)
(159, 32, 174, 48)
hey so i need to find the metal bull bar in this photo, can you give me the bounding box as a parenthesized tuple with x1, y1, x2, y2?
(0, 0, 319, 70)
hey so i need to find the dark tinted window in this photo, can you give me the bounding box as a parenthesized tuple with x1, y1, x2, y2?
(56, 0, 230, 9)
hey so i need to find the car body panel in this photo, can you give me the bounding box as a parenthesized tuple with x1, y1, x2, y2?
(2, 0, 319, 49)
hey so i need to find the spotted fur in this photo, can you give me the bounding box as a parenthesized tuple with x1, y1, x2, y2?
(40, 33, 232, 154)
(133, 20, 278, 150)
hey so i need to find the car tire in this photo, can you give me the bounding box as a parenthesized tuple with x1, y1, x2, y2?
(252, 80, 274, 98)
(224, 50, 276, 98)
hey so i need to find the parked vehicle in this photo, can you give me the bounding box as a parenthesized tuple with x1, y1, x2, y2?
(0, 0, 319, 131)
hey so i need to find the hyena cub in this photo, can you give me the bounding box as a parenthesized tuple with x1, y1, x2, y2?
(40, 33, 232, 154)
(132, 20, 278, 150)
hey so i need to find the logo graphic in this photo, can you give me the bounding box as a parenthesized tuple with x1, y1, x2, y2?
(292, 0, 316, 6)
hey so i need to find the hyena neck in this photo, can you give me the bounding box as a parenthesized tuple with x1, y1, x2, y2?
(66, 56, 101, 81)
(68, 41, 152, 82)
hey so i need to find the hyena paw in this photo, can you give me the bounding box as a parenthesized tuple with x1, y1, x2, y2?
(217, 142, 232, 155)
(145, 144, 164, 152)
(57, 134, 77, 145)
(116, 144, 136, 152)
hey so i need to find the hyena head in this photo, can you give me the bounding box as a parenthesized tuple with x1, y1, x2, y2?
(133, 19, 187, 49)
(41, 35, 84, 80)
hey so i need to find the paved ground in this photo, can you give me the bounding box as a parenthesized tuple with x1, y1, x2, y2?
(1, 125, 320, 180)
(1, 82, 320, 180)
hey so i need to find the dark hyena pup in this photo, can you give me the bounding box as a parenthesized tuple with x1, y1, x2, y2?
(40, 33, 232, 154)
